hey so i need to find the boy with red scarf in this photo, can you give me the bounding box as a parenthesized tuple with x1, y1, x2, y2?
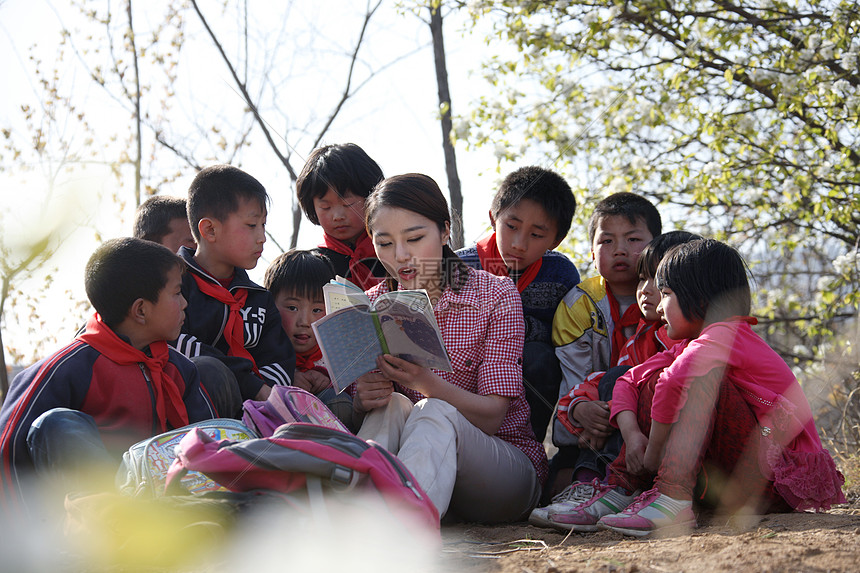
(457, 166, 580, 443)
(0, 238, 217, 512)
(173, 165, 295, 406)
(296, 143, 387, 291)
(548, 192, 662, 498)
(264, 250, 357, 430)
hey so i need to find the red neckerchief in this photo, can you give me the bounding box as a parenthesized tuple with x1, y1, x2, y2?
(607, 284, 642, 366)
(190, 273, 259, 374)
(320, 232, 383, 291)
(295, 345, 323, 372)
(475, 233, 542, 294)
(76, 313, 189, 433)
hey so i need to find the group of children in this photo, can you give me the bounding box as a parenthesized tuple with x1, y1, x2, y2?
(0, 143, 845, 535)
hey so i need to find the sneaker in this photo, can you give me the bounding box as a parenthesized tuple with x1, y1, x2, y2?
(597, 488, 697, 537)
(528, 481, 595, 528)
(547, 480, 636, 532)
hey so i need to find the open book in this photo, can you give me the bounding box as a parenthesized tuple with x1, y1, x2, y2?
(311, 276, 452, 393)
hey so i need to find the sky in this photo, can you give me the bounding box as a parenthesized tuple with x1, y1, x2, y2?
(0, 0, 553, 364)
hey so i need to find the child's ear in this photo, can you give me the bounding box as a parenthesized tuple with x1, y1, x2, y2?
(442, 221, 451, 245)
(488, 209, 496, 229)
(197, 217, 217, 243)
(129, 298, 147, 325)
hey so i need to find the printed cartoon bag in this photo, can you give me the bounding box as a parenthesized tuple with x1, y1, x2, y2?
(242, 385, 349, 436)
(166, 422, 439, 535)
(117, 418, 259, 497)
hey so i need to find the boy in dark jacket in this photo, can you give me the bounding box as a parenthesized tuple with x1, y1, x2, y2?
(0, 238, 217, 512)
(172, 164, 295, 404)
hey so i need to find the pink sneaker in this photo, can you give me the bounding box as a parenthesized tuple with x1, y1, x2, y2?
(597, 488, 697, 537)
(547, 480, 636, 532)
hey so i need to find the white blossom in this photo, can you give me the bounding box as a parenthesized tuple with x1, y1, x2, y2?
(781, 178, 799, 196)
(833, 79, 851, 95)
(833, 251, 860, 275)
(608, 5, 622, 20)
(841, 50, 858, 70)
(607, 178, 626, 194)
(493, 143, 508, 160)
(582, 10, 599, 25)
(807, 33, 822, 50)
(631, 155, 648, 170)
(703, 161, 721, 177)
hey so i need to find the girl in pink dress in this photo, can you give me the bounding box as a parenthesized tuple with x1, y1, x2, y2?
(548, 239, 845, 536)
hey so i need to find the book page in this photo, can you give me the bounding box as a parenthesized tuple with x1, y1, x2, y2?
(373, 293, 452, 372)
(312, 304, 385, 393)
(322, 275, 370, 314)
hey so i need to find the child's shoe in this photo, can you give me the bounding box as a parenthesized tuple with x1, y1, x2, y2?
(547, 481, 636, 532)
(597, 488, 697, 537)
(528, 481, 595, 528)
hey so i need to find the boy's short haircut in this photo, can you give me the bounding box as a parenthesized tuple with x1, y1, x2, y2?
(85, 237, 184, 327)
(491, 166, 577, 242)
(635, 230, 703, 278)
(187, 165, 269, 241)
(587, 192, 662, 244)
(296, 143, 384, 225)
(133, 195, 188, 243)
(264, 250, 336, 301)
(656, 238, 752, 323)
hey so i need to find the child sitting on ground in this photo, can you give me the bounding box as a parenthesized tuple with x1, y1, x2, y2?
(457, 166, 580, 443)
(173, 165, 295, 408)
(296, 143, 387, 290)
(133, 195, 196, 253)
(549, 192, 662, 497)
(548, 239, 845, 536)
(264, 249, 357, 430)
(0, 238, 217, 512)
(530, 231, 700, 527)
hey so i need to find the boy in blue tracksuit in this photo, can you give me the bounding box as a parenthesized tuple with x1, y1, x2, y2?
(457, 166, 580, 443)
(0, 238, 216, 512)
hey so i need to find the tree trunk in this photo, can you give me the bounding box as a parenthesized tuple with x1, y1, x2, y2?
(429, 4, 463, 249)
(126, 0, 142, 206)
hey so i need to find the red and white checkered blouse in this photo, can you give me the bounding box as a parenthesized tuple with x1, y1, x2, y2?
(367, 266, 548, 483)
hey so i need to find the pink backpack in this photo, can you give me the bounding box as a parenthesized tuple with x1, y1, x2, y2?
(165, 422, 439, 536)
(242, 385, 349, 436)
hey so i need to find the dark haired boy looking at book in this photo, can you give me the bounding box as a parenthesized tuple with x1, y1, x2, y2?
(457, 166, 580, 442)
(173, 165, 295, 411)
(0, 238, 217, 511)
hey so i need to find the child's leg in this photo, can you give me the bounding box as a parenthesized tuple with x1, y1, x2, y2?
(656, 370, 785, 513)
(570, 366, 630, 483)
(606, 368, 662, 494)
(522, 341, 562, 443)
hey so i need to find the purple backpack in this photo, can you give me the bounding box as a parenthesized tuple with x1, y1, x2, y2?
(242, 385, 349, 436)
(165, 422, 440, 536)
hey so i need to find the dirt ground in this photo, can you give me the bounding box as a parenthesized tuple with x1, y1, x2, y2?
(439, 507, 860, 572)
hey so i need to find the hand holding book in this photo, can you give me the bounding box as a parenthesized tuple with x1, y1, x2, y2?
(311, 276, 452, 393)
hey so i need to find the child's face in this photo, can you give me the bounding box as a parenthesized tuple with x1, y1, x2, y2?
(313, 188, 367, 245)
(274, 290, 325, 354)
(370, 206, 449, 293)
(212, 197, 267, 270)
(142, 266, 187, 343)
(591, 214, 654, 296)
(492, 199, 561, 271)
(160, 217, 196, 253)
(636, 274, 660, 322)
(657, 285, 703, 340)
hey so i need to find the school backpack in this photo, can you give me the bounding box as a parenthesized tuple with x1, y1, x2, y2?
(242, 385, 349, 436)
(117, 418, 259, 497)
(165, 422, 440, 535)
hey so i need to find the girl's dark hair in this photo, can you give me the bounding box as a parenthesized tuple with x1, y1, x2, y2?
(636, 230, 703, 279)
(85, 237, 184, 327)
(296, 143, 384, 225)
(264, 250, 336, 301)
(656, 238, 751, 323)
(364, 173, 468, 293)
